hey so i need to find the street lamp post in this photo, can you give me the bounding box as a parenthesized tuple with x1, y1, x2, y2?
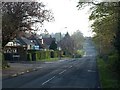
(59, 32, 61, 60)
(59, 47, 61, 60)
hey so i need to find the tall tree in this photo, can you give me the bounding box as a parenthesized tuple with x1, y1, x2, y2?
(2, 2, 54, 47)
(113, 2, 120, 55)
(49, 40, 57, 51)
(60, 32, 74, 55)
(77, 0, 120, 80)
(71, 30, 84, 50)
(77, 1, 119, 55)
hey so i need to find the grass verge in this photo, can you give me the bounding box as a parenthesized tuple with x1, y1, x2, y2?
(40, 57, 71, 62)
(41, 58, 59, 62)
(97, 58, 118, 88)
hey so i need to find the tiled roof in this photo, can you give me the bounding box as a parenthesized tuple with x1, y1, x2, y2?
(43, 37, 55, 46)
(17, 37, 35, 46)
(28, 35, 43, 48)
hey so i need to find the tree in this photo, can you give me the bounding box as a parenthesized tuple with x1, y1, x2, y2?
(71, 30, 84, 50)
(2, 2, 54, 47)
(60, 32, 74, 56)
(77, 1, 119, 55)
(113, 2, 120, 55)
(77, 0, 120, 83)
(49, 40, 57, 51)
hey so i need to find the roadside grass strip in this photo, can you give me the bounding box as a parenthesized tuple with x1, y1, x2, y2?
(97, 58, 118, 88)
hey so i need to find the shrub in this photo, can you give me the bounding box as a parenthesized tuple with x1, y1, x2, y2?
(108, 53, 119, 71)
(75, 54, 82, 58)
(27, 50, 52, 61)
(2, 53, 10, 69)
(54, 51, 59, 58)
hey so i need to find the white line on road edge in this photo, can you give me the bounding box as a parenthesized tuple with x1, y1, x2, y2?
(59, 70, 66, 75)
(98, 86, 100, 88)
(42, 76, 56, 85)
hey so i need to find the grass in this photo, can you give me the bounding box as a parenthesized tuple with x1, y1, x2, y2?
(97, 58, 119, 88)
(40, 57, 71, 62)
(40, 58, 59, 62)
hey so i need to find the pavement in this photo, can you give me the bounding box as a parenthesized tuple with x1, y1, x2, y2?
(3, 62, 37, 79)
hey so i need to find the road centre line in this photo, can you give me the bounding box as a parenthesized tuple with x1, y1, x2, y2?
(42, 76, 56, 85)
(59, 70, 66, 75)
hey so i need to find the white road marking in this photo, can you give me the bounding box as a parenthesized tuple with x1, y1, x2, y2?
(42, 76, 56, 85)
(69, 66, 73, 68)
(88, 70, 96, 72)
(59, 70, 66, 75)
(98, 86, 100, 88)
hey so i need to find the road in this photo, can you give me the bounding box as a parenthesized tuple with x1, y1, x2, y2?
(2, 38, 100, 88)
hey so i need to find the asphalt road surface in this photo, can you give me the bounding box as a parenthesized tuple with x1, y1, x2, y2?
(3, 38, 100, 88)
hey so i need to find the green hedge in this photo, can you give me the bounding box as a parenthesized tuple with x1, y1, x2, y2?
(108, 53, 118, 70)
(97, 57, 119, 88)
(2, 53, 10, 69)
(53, 51, 59, 58)
(27, 50, 59, 61)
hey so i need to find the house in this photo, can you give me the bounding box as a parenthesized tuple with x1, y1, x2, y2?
(42, 36, 56, 49)
(3, 32, 44, 61)
(28, 35, 44, 50)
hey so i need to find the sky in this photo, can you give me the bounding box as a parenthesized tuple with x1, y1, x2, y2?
(37, 0, 93, 37)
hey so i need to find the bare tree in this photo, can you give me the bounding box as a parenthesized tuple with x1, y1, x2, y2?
(60, 32, 74, 56)
(2, 2, 54, 47)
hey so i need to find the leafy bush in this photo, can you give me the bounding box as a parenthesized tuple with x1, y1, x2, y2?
(54, 51, 59, 58)
(97, 58, 119, 88)
(2, 60, 10, 69)
(74, 50, 83, 58)
(27, 50, 53, 61)
(75, 54, 82, 58)
(2, 53, 10, 69)
(108, 53, 119, 71)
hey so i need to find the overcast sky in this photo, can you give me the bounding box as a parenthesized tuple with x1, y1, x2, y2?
(37, 0, 93, 37)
